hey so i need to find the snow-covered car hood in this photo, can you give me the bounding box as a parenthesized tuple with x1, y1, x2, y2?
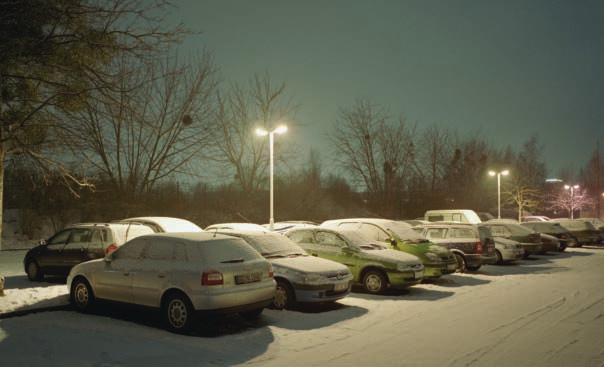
(428, 244, 452, 255)
(361, 248, 421, 265)
(270, 255, 348, 274)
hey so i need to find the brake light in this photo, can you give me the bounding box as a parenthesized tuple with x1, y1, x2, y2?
(105, 243, 118, 255)
(475, 242, 483, 254)
(202, 271, 224, 286)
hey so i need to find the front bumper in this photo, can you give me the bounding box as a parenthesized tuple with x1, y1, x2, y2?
(424, 261, 457, 278)
(387, 269, 423, 288)
(292, 280, 352, 303)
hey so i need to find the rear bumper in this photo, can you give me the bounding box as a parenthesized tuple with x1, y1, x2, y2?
(190, 279, 276, 311)
(464, 253, 497, 266)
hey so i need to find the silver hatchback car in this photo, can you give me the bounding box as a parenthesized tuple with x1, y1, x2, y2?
(68, 232, 276, 333)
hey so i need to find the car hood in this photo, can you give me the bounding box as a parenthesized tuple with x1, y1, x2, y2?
(360, 248, 421, 265)
(270, 255, 348, 274)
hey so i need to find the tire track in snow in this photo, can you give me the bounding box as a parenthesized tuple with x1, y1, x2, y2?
(452, 297, 567, 366)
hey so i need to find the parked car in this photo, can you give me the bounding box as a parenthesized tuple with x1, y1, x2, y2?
(24, 223, 154, 281)
(521, 215, 551, 222)
(205, 223, 267, 232)
(119, 217, 203, 233)
(424, 209, 482, 224)
(521, 221, 576, 250)
(414, 223, 498, 271)
(582, 218, 604, 244)
(401, 220, 429, 226)
(321, 218, 457, 279)
(477, 225, 525, 264)
(551, 219, 602, 246)
(286, 227, 424, 293)
(481, 222, 542, 257)
(539, 233, 563, 253)
(213, 230, 352, 309)
(68, 232, 276, 333)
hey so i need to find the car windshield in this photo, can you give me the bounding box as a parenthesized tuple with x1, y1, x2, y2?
(506, 224, 535, 236)
(385, 222, 429, 243)
(339, 230, 388, 250)
(244, 234, 307, 257)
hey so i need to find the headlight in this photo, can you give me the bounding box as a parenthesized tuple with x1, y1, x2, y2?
(397, 263, 411, 271)
(425, 252, 440, 262)
(303, 273, 324, 284)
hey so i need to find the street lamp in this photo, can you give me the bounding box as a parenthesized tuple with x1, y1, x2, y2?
(564, 184, 580, 219)
(488, 169, 510, 219)
(256, 124, 288, 230)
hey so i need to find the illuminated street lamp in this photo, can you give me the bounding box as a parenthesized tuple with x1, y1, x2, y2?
(488, 169, 510, 219)
(256, 124, 288, 230)
(564, 184, 580, 219)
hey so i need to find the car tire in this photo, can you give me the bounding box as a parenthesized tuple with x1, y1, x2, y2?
(240, 307, 264, 321)
(162, 292, 196, 334)
(362, 269, 387, 294)
(272, 279, 295, 310)
(70, 277, 95, 312)
(495, 250, 503, 265)
(26, 260, 44, 282)
(454, 253, 466, 273)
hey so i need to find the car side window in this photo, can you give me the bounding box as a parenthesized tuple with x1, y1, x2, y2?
(449, 228, 475, 238)
(288, 230, 315, 244)
(316, 231, 347, 248)
(89, 229, 105, 250)
(47, 230, 72, 247)
(426, 228, 446, 239)
(490, 225, 510, 237)
(358, 223, 390, 242)
(69, 228, 92, 243)
(114, 238, 148, 260)
(144, 240, 174, 260)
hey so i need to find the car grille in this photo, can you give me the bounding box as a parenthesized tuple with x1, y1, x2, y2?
(323, 270, 350, 281)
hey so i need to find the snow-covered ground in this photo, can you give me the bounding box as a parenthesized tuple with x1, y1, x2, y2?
(1, 248, 604, 366)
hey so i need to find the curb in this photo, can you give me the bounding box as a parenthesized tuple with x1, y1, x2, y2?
(0, 304, 71, 319)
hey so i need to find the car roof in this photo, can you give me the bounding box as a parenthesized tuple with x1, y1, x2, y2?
(139, 232, 236, 243)
(322, 218, 393, 225)
(212, 229, 274, 237)
(121, 217, 202, 230)
(68, 222, 149, 229)
(416, 222, 475, 227)
(205, 223, 267, 231)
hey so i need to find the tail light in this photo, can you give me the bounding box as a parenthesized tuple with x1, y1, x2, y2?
(475, 241, 483, 254)
(268, 264, 274, 278)
(202, 271, 224, 286)
(105, 243, 118, 255)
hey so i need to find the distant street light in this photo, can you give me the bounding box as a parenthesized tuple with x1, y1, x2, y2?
(488, 169, 509, 219)
(564, 184, 580, 219)
(256, 124, 288, 230)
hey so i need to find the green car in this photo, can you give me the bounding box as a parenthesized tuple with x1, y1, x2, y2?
(286, 227, 425, 293)
(319, 219, 458, 278)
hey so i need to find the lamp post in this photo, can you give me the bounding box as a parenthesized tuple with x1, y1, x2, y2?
(488, 169, 509, 219)
(564, 184, 580, 219)
(256, 124, 288, 230)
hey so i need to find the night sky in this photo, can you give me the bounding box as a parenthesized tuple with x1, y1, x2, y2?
(174, 0, 604, 175)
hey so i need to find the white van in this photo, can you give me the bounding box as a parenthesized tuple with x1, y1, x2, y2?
(424, 210, 482, 224)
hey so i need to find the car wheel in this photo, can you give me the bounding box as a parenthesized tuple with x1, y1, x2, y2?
(454, 253, 466, 273)
(70, 277, 95, 312)
(162, 292, 195, 334)
(495, 250, 503, 265)
(362, 270, 387, 294)
(240, 307, 264, 321)
(26, 260, 44, 282)
(272, 279, 295, 310)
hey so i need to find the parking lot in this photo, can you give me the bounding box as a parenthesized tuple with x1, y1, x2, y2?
(1, 248, 604, 367)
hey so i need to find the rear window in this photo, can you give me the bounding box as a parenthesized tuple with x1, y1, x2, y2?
(449, 227, 478, 239)
(190, 238, 262, 264)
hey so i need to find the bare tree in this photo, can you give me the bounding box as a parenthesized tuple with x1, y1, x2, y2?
(504, 183, 541, 221)
(59, 53, 217, 201)
(210, 73, 294, 193)
(550, 187, 593, 219)
(417, 125, 451, 193)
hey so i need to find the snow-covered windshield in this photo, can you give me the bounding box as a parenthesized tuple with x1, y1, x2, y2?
(385, 222, 429, 243)
(339, 230, 388, 250)
(244, 234, 307, 257)
(507, 224, 535, 236)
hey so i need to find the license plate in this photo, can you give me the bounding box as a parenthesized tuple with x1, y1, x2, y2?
(235, 272, 261, 284)
(334, 282, 348, 292)
(447, 263, 457, 270)
(414, 271, 423, 279)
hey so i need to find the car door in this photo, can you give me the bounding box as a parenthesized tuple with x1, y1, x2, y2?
(131, 238, 174, 307)
(36, 229, 73, 274)
(61, 228, 93, 269)
(314, 230, 354, 267)
(93, 238, 148, 303)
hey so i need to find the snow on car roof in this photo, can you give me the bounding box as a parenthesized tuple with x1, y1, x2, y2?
(205, 223, 267, 231)
(140, 232, 236, 242)
(122, 217, 203, 232)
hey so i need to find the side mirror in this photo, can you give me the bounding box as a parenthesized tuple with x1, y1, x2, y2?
(38, 239, 47, 246)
